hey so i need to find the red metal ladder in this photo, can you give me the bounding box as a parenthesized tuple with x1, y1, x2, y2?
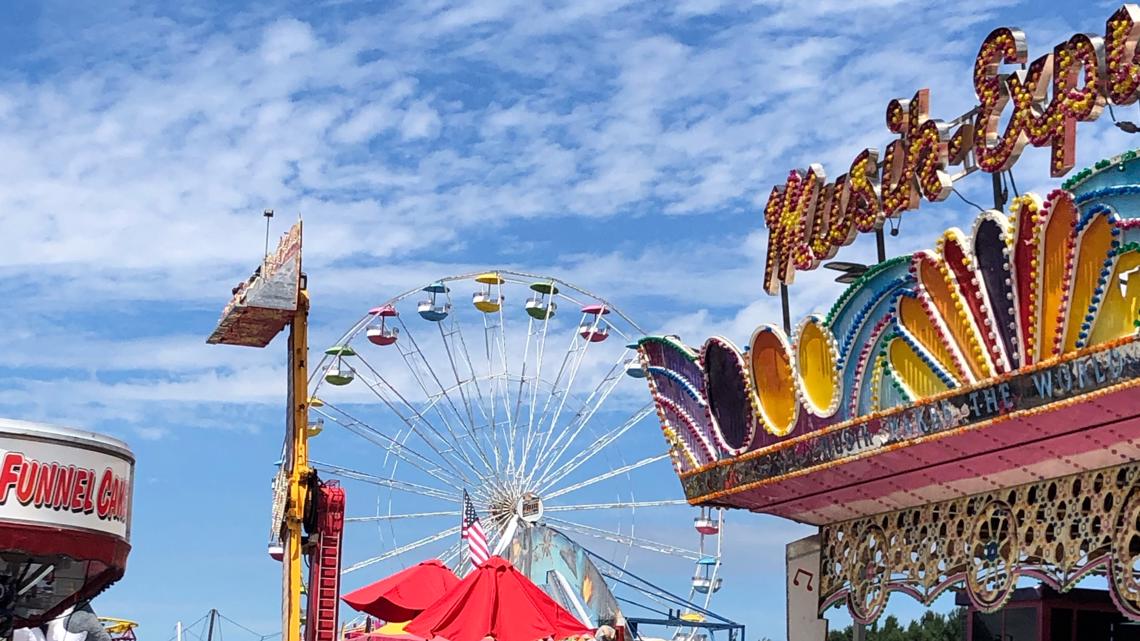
(305, 481, 345, 641)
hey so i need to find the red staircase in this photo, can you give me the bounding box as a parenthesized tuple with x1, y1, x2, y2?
(305, 481, 345, 641)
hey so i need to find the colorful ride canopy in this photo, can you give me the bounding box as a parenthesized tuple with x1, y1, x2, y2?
(636, 150, 1140, 525)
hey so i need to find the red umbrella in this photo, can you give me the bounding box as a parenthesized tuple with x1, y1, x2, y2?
(406, 556, 593, 641)
(343, 560, 461, 622)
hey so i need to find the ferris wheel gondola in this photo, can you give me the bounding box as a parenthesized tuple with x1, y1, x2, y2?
(417, 282, 451, 321)
(623, 342, 647, 379)
(690, 507, 723, 596)
(366, 306, 399, 346)
(324, 345, 357, 386)
(305, 270, 726, 618)
(579, 305, 610, 343)
(524, 281, 557, 320)
(472, 273, 505, 313)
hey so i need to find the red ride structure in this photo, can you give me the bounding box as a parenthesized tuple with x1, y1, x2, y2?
(306, 481, 346, 641)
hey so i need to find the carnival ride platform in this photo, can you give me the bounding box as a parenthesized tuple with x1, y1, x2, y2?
(207, 223, 301, 348)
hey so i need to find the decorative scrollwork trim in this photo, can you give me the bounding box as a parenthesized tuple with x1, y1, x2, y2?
(820, 461, 1140, 622)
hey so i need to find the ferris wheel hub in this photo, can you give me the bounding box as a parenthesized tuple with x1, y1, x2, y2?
(486, 489, 544, 525)
(516, 492, 544, 524)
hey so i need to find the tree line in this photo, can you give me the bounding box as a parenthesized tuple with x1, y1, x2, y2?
(825, 609, 966, 641)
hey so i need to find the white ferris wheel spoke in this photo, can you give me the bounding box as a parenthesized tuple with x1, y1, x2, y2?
(392, 314, 499, 474)
(494, 279, 521, 479)
(312, 462, 458, 502)
(438, 540, 464, 568)
(529, 311, 586, 441)
(449, 315, 503, 472)
(487, 282, 520, 476)
(466, 469, 509, 508)
(446, 309, 496, 429)
(527, 309, 605, 474)
(536, 403, 655, 495)
(349, 368, 481, 488)
(435, 303, 513, 479)
(520, 312, 552, 475)
(479, 287, 507, 473)
(515, 328, 540, 474)
(544, 517, 700, 560)
(312, 403, 467, 491)
(518, 280, 568, 479)
(350, 356, 468, 457)
(545, 499, 689, 511)
(343, 525, 461, 574)
(353, 356, 493, 489)
(393, 316, 498, 480)
(527, 357, 633, 489)
(346, 510, 460, 522)
(435, 310, 499, 474)
(509, 313, 535, 473)
(544, 452, 672, 500)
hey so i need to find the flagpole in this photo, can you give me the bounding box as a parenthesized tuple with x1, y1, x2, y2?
(461, 489, 470, 576)
(462, 489, 491, 574)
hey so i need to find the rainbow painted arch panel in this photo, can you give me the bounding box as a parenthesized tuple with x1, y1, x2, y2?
(638, 151, 1140, 525)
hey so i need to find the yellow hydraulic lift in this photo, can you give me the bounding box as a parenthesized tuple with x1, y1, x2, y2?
(207, 218, 310, 641)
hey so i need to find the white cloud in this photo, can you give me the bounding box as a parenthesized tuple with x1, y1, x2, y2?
(260, 18, 318, 65)
(134, 425, 171, 440)
(332, 103, 395, 143)
(400, 100, 443, 140)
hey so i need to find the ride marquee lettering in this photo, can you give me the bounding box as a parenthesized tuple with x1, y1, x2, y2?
(763, 4, 1140, 295)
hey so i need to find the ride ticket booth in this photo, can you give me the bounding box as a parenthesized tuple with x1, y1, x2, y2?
(956, 587, 1140, 641)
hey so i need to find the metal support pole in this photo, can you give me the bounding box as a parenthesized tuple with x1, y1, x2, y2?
(283, 287, 311, 641)
(853, 623, 866, 641)
(781, 284, 792, 335)
(992, 171, 1006, 211)
(264, 209, 275, 259)
(206, 610, 217, 641)
(875, 227, 887, 263)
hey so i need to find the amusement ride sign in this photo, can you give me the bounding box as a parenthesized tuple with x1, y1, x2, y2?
(763, 5, 1140, 295)
(635, 2, 1140, 630)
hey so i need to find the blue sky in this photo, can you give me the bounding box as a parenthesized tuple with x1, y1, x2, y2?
(0, 1, 1137, 641)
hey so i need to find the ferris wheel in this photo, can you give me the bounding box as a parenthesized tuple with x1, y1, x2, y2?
(304, 270, 724, 610)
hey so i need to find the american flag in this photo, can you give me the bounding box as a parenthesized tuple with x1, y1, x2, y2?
(462, 490, 491, 567)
